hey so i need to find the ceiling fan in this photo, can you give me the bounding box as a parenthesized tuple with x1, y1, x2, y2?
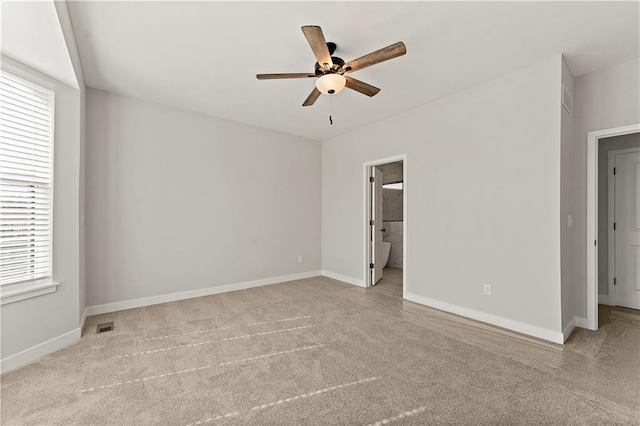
(256, 26, 406, 106)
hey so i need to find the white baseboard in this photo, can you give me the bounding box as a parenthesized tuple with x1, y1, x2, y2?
(1, 328, 80, 374)
(562, 316, 589, 342)
(85, 270, 322, 316)
(80, 307, 88, 331)
(404, 292, 564, 344)
(573, 316, 588, 329)
(320, 270, 365, 288)
(562, 318, 576, 342)
(598, 294, 610, 305)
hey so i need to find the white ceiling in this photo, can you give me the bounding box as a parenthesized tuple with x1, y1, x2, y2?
(68, 1, 639, 141)
(1, 0, 78, 89)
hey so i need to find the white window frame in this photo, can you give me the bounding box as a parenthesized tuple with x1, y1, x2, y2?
(0, 66, 59, 305)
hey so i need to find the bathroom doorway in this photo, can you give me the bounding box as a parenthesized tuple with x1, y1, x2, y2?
(364, 155, 407, 299)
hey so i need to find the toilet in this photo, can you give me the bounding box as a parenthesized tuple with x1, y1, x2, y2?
(381, 241, 391, 268)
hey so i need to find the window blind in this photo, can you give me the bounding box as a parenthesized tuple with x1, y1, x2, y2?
(0, 70, 54, 286)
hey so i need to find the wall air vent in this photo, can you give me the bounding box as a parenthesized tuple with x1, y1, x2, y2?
(96, 322, 114, 334)
(562, 83, 572, 113)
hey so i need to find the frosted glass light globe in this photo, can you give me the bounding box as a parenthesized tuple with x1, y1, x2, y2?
(315, 74, 346, 95)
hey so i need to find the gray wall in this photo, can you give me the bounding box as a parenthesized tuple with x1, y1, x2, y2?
(85, 89, 322, 307)
(383, 189, 403, 222)
(598, 133, 640, 295)
(377, 162, 403, 184)
(322, 56, 563, 338)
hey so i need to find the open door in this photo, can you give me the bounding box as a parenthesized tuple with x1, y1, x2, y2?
(370, 167, 384, 285)
(613, 149, 640, 309)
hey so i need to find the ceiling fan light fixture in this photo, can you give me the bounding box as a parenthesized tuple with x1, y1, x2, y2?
(257, 26, 405, 106)
(315, 73, 346, 95)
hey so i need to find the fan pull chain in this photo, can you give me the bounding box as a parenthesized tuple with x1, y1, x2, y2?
(329, 94, 333, 125)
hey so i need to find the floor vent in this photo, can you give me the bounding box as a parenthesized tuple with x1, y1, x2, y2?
(97, 322, 114, 334)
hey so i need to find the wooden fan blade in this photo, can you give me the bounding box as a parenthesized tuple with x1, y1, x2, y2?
(345, 77, 380, 97)
(301, 26, 332, 69)
(257, 73, 317, 80)
(302, 87, 321, 106)
(341, 42, 406, 73)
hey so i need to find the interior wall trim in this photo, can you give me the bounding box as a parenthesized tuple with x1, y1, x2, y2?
(321, 270, 365, 287)
(84, 270, 323, 317)
(404, 292, 565, 344)
(562, 316, 589, 342)
(1, 328, 81, 374)
(80, 307, 88, 331)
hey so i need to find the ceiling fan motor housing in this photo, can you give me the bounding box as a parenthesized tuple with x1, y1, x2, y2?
(315, 56, 345, 75)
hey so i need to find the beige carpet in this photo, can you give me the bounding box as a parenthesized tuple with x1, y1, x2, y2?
(1, 270, 639, 425)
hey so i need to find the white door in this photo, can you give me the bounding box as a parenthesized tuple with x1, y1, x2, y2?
(371, 167, 384, 285)
(614, 150, 640, 309)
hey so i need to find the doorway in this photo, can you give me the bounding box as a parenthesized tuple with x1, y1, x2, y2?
(364, 155, 407, 298)
(587, 125, 640, 329)
(604, 144, 640, 309)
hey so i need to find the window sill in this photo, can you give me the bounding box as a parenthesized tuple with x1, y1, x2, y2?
(0, 279, 59, 306)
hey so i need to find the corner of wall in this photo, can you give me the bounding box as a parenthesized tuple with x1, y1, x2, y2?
(53, 0, 86, 90)
(560, 54, 576, 331)
(53, 0, 88, 327)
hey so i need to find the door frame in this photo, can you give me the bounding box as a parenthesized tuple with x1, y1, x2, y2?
(371, 166, 384, 285)
(586, 124, 640, 330)
(363, 154, 407, 298)
(607, 146, 640, 307)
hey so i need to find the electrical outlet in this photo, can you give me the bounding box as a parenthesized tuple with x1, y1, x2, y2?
(568, 215, 573, 228)
(483, 284, 492, 296)
(298, 256, 303, 264)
